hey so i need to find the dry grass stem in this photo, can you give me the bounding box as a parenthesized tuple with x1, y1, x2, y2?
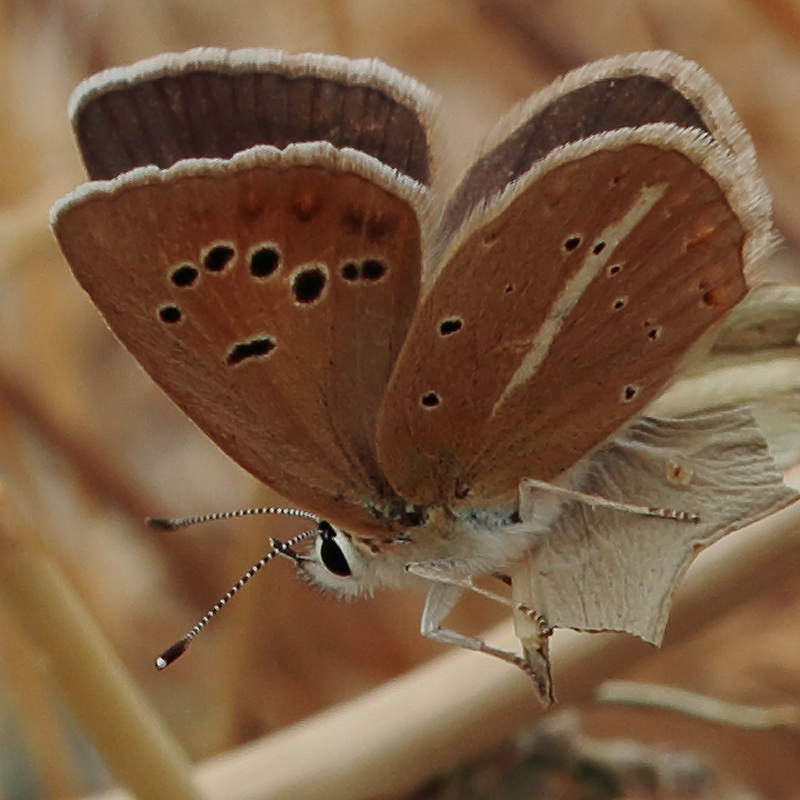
(0, 484, 202, 800)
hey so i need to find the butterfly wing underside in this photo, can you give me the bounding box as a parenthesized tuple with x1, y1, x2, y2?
(512, 408, 799, 644)
(53, 50, 435, 533)
(376, 52, 770, 508)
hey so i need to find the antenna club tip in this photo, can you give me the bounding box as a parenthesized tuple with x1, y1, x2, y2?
(146, 517, 177, 531)
(155, 638, 190, 669)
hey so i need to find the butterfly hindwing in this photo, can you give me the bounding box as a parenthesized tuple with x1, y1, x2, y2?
(376, 53, 769, 507)
(512, 408, 799, 643)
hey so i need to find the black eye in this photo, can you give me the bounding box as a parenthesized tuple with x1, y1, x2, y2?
(319, 524, 352, 577)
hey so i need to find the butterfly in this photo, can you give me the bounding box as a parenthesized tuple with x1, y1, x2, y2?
(50, 47, 797, 700)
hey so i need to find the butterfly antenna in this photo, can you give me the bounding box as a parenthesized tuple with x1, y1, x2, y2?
(154, 526, 319, 669)
(146, 505, 321, 531)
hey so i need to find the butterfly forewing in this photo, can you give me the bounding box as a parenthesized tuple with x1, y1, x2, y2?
(71, 48, 432, 186)
(471, 140, 751, 501)
(54, 147, 425, 533)
(374, 51, 771, 508)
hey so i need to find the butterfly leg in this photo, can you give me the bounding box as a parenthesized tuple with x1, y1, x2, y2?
(520, 478, 700, 523)
(410, 561, 521, 608)
(417, 570, 554, 701)
(421, 581, 535, 670)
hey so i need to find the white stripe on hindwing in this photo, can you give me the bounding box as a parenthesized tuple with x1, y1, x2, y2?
(491, 182, 668, 416)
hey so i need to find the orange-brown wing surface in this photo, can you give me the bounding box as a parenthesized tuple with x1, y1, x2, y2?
(53, 50, 434, 534)
(377, 52, 768, 508)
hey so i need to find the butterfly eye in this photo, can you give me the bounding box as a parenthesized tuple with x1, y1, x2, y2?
(318, 522, 353, 577)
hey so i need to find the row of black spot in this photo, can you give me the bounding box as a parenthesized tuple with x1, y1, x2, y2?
(416, 233, 661, 412)
(158, 242, 390, 325)
(567, 234, 664, 340)
(415, 233, 595, 410)
(168, 243, 282, 290)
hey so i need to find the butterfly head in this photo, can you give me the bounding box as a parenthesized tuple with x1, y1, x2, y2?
(299, 502, 533, 600)
(300, 518, 429, 596)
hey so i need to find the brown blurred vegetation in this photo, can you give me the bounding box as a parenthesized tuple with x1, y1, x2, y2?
(0, 0, 800, 798)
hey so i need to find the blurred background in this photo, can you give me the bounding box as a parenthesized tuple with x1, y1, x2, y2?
(1, 0, 800, 798)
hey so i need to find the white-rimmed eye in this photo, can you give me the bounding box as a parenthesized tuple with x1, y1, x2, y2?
(317, 520, 353, 576)
(302, 521, 367, 597)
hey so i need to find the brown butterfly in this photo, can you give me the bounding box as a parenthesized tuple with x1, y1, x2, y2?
(51, 48, 797, 700)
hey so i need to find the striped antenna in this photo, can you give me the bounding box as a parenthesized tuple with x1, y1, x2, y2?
(155, 525, 319, 669)
(152, 507, 324, 669)
(147, 505, 321, 531)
